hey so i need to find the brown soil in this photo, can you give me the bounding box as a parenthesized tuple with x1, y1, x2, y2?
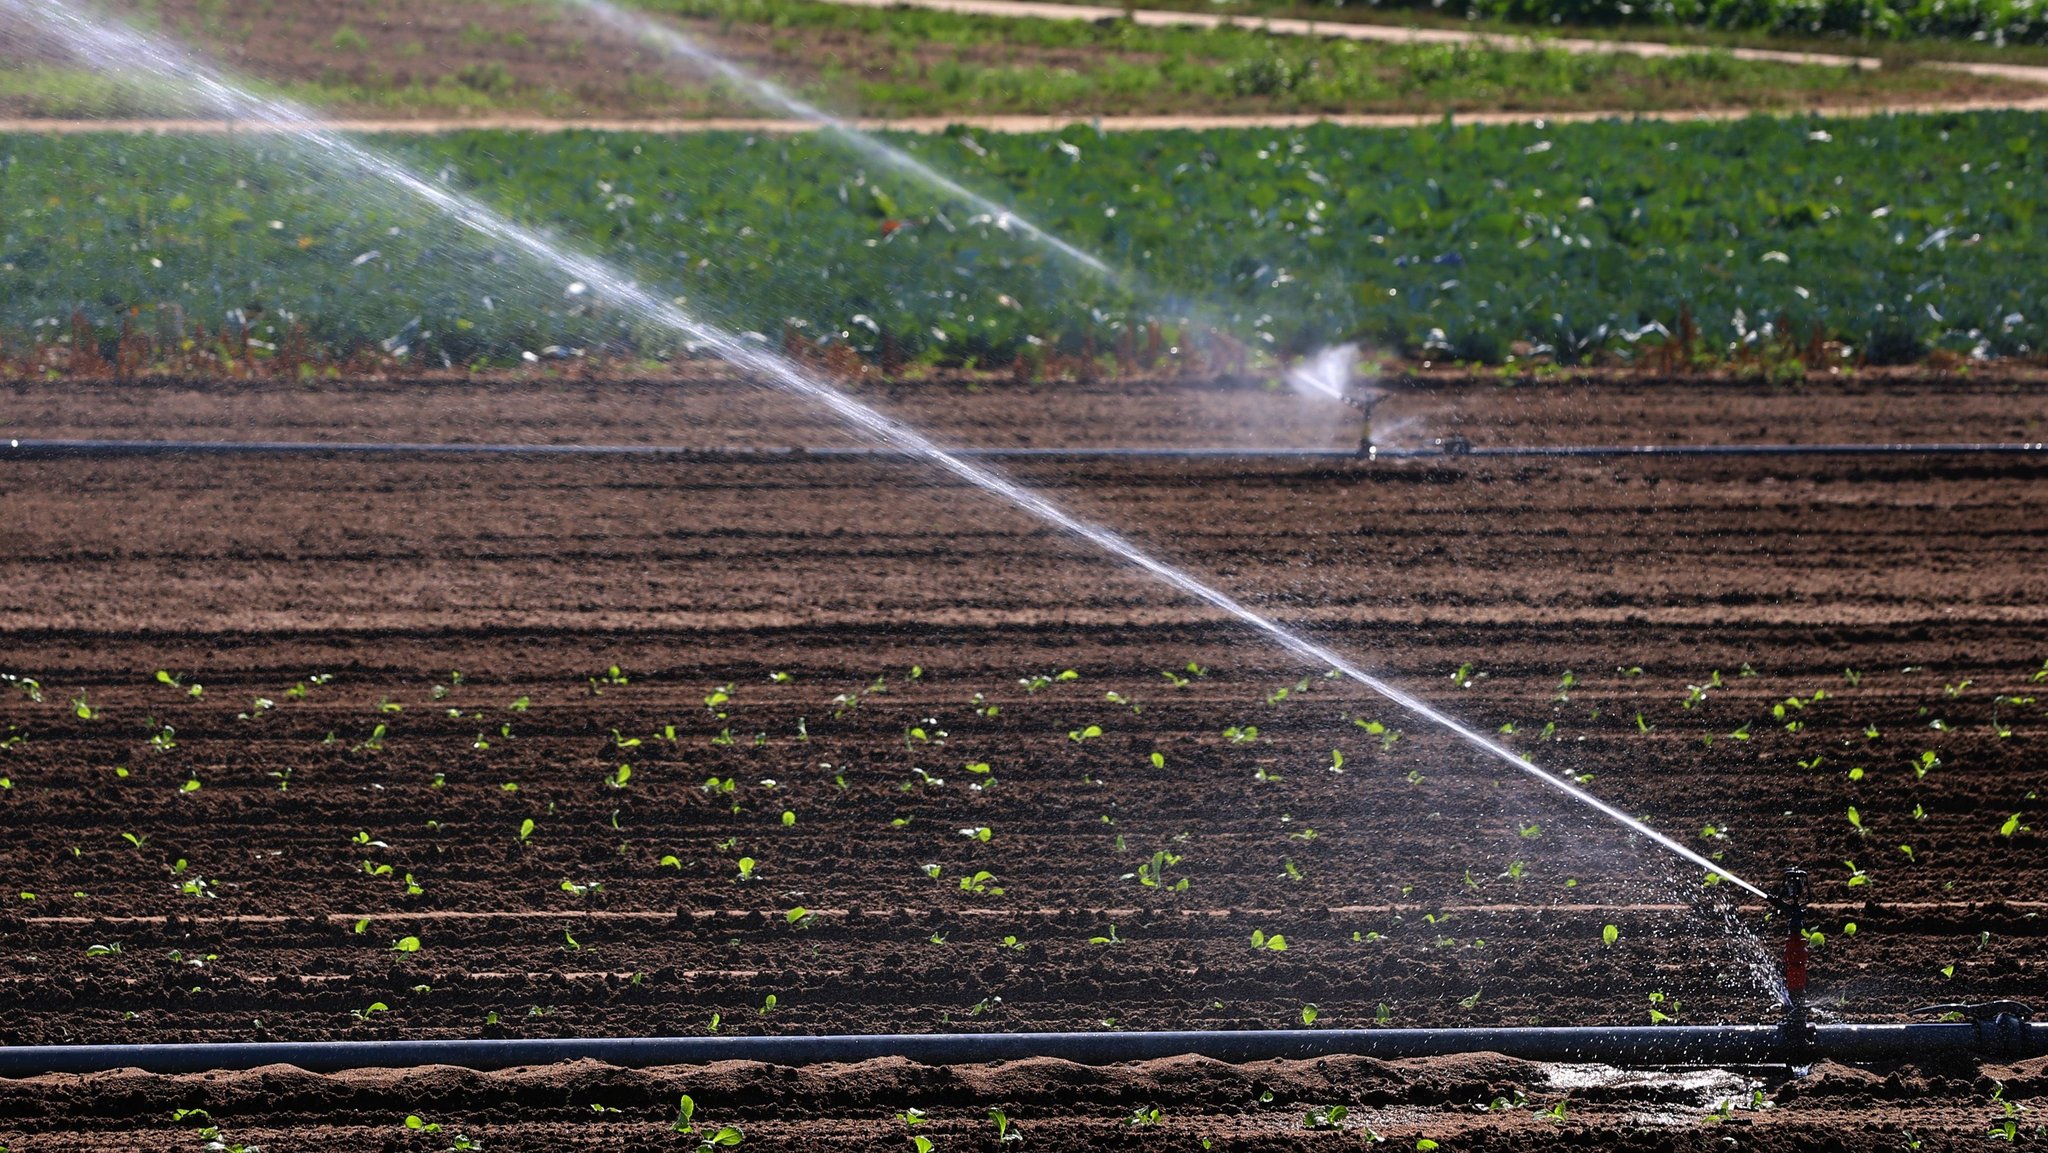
(1, 376, 2044, 1149)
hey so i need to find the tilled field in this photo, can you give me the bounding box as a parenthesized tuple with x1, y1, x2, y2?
(0, 375, 2044, 1149)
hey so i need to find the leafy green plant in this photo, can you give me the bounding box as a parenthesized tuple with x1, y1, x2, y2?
(1249, 929, 1288, 952)
(959, 870, 1003, 895)
(673, 1095, 744, 1151)
(1302, 1104, 1348, 1129)
(989, 1108, 1023, 1144)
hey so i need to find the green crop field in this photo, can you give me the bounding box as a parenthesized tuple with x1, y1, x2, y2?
(2, 112, 2039, 369)
(1032, 0, 2048, 46)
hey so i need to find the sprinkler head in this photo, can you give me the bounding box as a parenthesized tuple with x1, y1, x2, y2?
(1773, 866, 1809, 923)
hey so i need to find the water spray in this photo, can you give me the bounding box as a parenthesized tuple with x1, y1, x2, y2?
(6, 0, 1767, 924)
(561, 0, 1379, 418)
(559, 0, 1114, 280)
(10, 2, 2048, 1072)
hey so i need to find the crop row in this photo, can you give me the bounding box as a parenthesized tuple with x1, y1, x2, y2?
(0, 112, 2040, 370)
(4, 656, 2040, 916)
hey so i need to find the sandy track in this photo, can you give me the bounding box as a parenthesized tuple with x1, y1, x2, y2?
(4, 91, 2048, 135)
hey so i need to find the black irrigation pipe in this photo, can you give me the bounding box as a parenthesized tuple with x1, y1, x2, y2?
(4, 437, 2048, 461)
(3, 1020, 2044, 1076)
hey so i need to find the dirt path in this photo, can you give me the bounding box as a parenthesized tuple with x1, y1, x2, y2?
(6, 91, 2048, 136)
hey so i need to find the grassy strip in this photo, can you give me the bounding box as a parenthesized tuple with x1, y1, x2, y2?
(5, 0, 2030, 122)
(0, 114, 2040, 369)
(967, 0, 2048, 54)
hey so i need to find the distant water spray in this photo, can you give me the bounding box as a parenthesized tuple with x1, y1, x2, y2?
(7, 0, 1769, 908)
(1283, 342, 1371, 402)
(562, 0, 1370, 398)
(563, 0, 1113, 280)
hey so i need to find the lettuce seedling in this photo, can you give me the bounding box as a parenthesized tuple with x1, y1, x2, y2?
(1302, 1104, 1347, 1129)
(1249, 929, 1287, 952)
(989, 1108, 1022, 1144)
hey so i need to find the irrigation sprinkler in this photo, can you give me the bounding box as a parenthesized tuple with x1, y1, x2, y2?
(1773, 867, 1814, 1042)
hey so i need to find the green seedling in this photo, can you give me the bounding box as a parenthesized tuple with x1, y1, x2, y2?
(1648, 990, 1679, 1024)
(786, 906, 814, 929)
(1067, 723, 1103, 742)
(1249, 929, 1287, 952)
(735, 857, 756, 881)
(990, 1108, 1022, 1144)
(1300, 1004, 1319, 1026)
(1602, 924, 1620, 946)
(1302, 1104, 1348, 1129)
(1223, 724, 1259, 745)
(607, 763, 632, 788)
(1134, 849, 1185, 889)
(392, 935, 421, 953)
(1127, 1106, 1162, 1127)
(959, 870, 1003, 895)
(518, 818, 536, 842)
(1089, 924, 1124, 946)
(674, 1094, 745, 1150)
(1354, 718, 1403, 751)
(2000, 813, 2029, 838)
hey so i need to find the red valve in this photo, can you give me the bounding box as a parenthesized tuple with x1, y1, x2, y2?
(1783, 933, 1809, 995)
